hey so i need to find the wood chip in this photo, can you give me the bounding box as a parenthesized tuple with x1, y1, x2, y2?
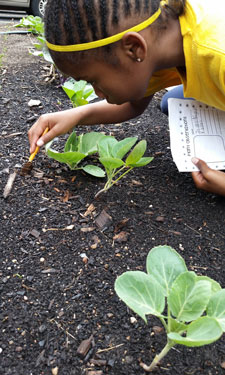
(113, 231, 129, 243)
(3, 171, 17, 198)
(155, 216, 165, 222)
(83, 203, 96, 217)
(114, 218, 129, 233)
(80, 227, 95, 233)
(95, 210, 112, 231)
(30, 229, 41, 239)
(77, 334, 94, 359)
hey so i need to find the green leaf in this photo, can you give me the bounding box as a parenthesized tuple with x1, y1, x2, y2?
(99, 157, 124, 170)
(73, 79, 87, 92)
(79, 132, 106, 154)
(207, 289, 225, 331)
(169, 318, 187, 333)
(112, 137, 137, 159)
(46, 149, 86, 169)
(115, 271, 165, 323)
(168, 317, 223, 347)
(83, 88, 94, 100)
(168, 272, 211, 322)
(196, 276, 221, 294)
(62, 85, 76, 101)
(128, 156, 154, 167)
(98, 136, 118, 158)
(125, 140, 147, 165)
(73, 96, 88, 107)
(64, 132, 79, 152)
(82, 165, 105, 177)
(146, 245, 187, 296)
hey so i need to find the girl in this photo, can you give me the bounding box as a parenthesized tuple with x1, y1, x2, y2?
(28, 0, 225, 196)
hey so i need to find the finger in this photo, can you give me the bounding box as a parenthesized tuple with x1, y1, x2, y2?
(191, 171, 205, 187)
(191, 157, 210, 175)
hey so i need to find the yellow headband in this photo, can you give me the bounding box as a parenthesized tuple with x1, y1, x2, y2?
(46, 6, 163, 52)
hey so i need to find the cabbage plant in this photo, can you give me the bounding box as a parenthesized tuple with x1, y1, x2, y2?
(115, 245, 225, 372)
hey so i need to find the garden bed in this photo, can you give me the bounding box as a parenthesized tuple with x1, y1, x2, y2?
(1, 24, 225, 375)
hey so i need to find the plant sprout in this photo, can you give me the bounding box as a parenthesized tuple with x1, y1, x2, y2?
(115, 245, 225, 372)
(62, 78, 97, 107)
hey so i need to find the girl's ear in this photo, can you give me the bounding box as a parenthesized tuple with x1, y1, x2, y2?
(121, 32, 147, 62)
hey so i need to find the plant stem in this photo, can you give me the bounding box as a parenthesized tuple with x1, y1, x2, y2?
(159, 317, 168, 333)
(140, 340, 175, 372)
(111, 167, 133, 186)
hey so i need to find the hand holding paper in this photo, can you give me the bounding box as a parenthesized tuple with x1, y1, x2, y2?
(168, 99, 225, 172)
(191, 157, 225, 196)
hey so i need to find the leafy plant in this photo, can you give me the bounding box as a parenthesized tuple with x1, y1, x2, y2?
(45, 131, 106, 177)
(15, 15, 54, 72)
(96, 136, 153, 196)
(115, 245, 225, 372)
(62, 78, 97, 107)
(45, 131, 153, 195)
(15, 15, 44, 36)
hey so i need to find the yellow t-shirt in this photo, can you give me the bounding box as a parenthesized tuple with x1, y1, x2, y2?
(145, 0, 225, 111)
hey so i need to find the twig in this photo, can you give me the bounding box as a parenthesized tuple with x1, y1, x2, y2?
(96, 343, 124, 354)
(0, 132, 22, 138)
(3, 171, 17, 198)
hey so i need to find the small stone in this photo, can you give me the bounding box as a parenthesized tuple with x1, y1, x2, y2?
(156, 216, 165, 222)
(220, 362, 225, 369)
(125, 355, 133, 364)
(39, 324, 47, 333)
(130, 317, 137, 324)
(152, 326, 164, 335)
(15, 346, 23, 352)
(39, 340, 45, 347)
(40, 257, 45, 263)
(52, 367, 59, 375)
(28, 99, 41, 107)
(0, 348, 3, 354)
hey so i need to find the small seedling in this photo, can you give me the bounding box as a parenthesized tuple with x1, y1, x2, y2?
(45, 131, 106, 177)
(96, 136, 153, 196)
(15, 15, 44, 36)
(62, 78, 97, 107)
(45, 132, 153, 195)
(115, 245, 225, 372)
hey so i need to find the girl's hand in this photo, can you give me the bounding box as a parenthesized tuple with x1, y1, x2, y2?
(191, 157, 225, 196)
(28, 109, 78, 154)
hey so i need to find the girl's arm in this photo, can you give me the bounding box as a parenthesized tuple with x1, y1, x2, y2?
(28, 96, 152, 153)
(192, 158, 225, 196)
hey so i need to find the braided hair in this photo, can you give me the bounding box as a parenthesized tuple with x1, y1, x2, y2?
(45, 0, 186, 63)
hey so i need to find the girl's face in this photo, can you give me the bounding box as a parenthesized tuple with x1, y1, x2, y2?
(58, 52, 153, 105)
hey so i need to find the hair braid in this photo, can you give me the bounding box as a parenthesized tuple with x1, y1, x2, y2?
(112, 0, 118, 25)
(124, 0, 131, 16)
(135, 0, 141, 12)
(99, 0, 108, 38)
(70, 0, 87, 43)
(61, 0, 74, 44)
(83, 0, 98, 40)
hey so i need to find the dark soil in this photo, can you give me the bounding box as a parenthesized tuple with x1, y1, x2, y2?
(1, 25, 225, 375)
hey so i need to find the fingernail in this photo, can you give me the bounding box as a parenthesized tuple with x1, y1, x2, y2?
(37, 139, 44, 147)
(191, 157, 199, 165)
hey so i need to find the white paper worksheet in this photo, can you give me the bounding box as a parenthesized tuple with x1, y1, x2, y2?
(168, 99, 225, 172)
